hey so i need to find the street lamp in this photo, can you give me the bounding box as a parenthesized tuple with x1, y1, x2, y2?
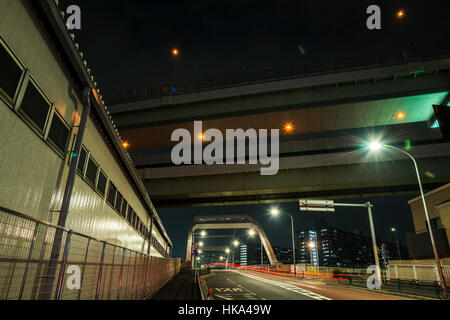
(390, 227, 402, 260)
(270, 208, 297, 276)
(367, 141, 448, 298)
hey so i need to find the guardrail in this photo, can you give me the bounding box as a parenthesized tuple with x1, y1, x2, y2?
(0, 205, 180, 300)
(105, 48, 450, 105)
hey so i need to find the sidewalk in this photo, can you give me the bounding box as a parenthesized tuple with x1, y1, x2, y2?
(150, 269, 201, 300)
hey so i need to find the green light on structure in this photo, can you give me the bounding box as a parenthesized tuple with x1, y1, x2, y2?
(405, 140, 412, 151)
(391, 227, 397, 232)
(431, 120, 440, 129)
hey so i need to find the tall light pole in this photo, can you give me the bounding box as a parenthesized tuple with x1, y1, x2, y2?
(308, 241, 318, 269)
(233, 240, 239, 265)
(270, 208, 296, 276)
(368, 141, 447, 298)
(225, 248, 231, 269)
(391, 227, 402, 260)
(247, 229, 261, 267)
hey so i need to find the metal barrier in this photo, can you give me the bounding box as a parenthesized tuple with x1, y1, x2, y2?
(105, 48, 450, 104)
(0, 206, 180, 300)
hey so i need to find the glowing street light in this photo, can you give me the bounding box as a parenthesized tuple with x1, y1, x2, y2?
(225, 248, 230, 254)
(248, 229, 256, 237)
(396, 10, 405, 19)
(199, 241, 204, 247)
(308, 241, 316, 249)
(233, 240, 239, 247)
(366, 141, 447, 298)
(122, 141, 130, 149)
(269, 207, 297, 276)
(270, 208, 280, 216)
(200, 230, 207, 237)
(368, 141, 382, 151)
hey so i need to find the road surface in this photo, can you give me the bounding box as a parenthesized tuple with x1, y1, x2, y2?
(203, 270, 407, 300)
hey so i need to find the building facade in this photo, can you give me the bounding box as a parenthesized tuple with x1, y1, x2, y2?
(0, 0, 172, 257)
(407, 183, 450, 259)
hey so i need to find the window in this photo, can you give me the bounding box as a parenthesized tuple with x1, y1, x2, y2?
(115, 192, 123, 213)
(107, 182, 117, 207)
(18, 80, 51, 132)
(47, 112, 70, 154)
(0, 39, 23, 102)
(132, 211, 138, 229)
(77, 146, 88, 174)
(85, 155, 99, 187)
(121, 199, 128, 218)
(127, 206, 133, 224)
(134, 213, 139, 230)
(97, 170, 107, 197)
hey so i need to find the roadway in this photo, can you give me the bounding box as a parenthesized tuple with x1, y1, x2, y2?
(202, 270, 407, 300)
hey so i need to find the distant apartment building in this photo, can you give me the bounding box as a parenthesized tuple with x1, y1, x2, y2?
(297, 228, 407, 268)
(407, 183, 450, 259)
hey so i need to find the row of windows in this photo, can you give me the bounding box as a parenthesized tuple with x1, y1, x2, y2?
(0, 37, 70, 157)
(0, 37, 162, 250)
(70, 139, 152, 241)
(70, 141, 109, 198)
(106, 179, 150, 240)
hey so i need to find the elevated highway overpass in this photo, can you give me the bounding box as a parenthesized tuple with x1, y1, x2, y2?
(108, 51, 450, 207)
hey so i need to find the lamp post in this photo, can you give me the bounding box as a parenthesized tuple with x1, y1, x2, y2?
(248, 229, 262, 267)
(270, 208, 297, 276)
(191, 231, 206, 268)
(225, 248, 231, 269)
(308, 240, 319, 270)
(368, 141, 447, 298)
(233, 240, 239, 265)
(391, 227, 402, 260)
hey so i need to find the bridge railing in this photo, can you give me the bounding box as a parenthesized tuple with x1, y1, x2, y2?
(0, 205, 180, 300)
(105, 48, 450, 105)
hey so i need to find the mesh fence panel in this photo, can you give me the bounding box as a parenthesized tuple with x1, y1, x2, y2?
(0, 207, 180, 300)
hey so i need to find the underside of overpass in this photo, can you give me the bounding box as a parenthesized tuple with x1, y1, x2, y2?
(108, 52, 450, 207)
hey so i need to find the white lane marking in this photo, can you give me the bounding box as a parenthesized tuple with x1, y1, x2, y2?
(227, 277, 261, 300)
(234, 271, 332, 300)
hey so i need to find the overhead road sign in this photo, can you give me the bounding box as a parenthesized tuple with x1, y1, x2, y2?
(299, 199, 335, 212)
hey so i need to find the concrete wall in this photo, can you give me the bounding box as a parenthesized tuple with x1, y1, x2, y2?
(0, 0, 167, 255)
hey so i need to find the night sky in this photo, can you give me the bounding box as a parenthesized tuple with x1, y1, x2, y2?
(59, 1, 450, 259)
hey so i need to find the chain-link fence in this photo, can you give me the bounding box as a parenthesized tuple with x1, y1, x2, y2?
(0, 205, 180, 300)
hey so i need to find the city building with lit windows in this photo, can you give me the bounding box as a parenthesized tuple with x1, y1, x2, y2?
(297, 228, 407, 268)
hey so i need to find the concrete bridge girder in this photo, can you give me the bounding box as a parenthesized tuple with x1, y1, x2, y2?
(110, 57, 450, 127)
